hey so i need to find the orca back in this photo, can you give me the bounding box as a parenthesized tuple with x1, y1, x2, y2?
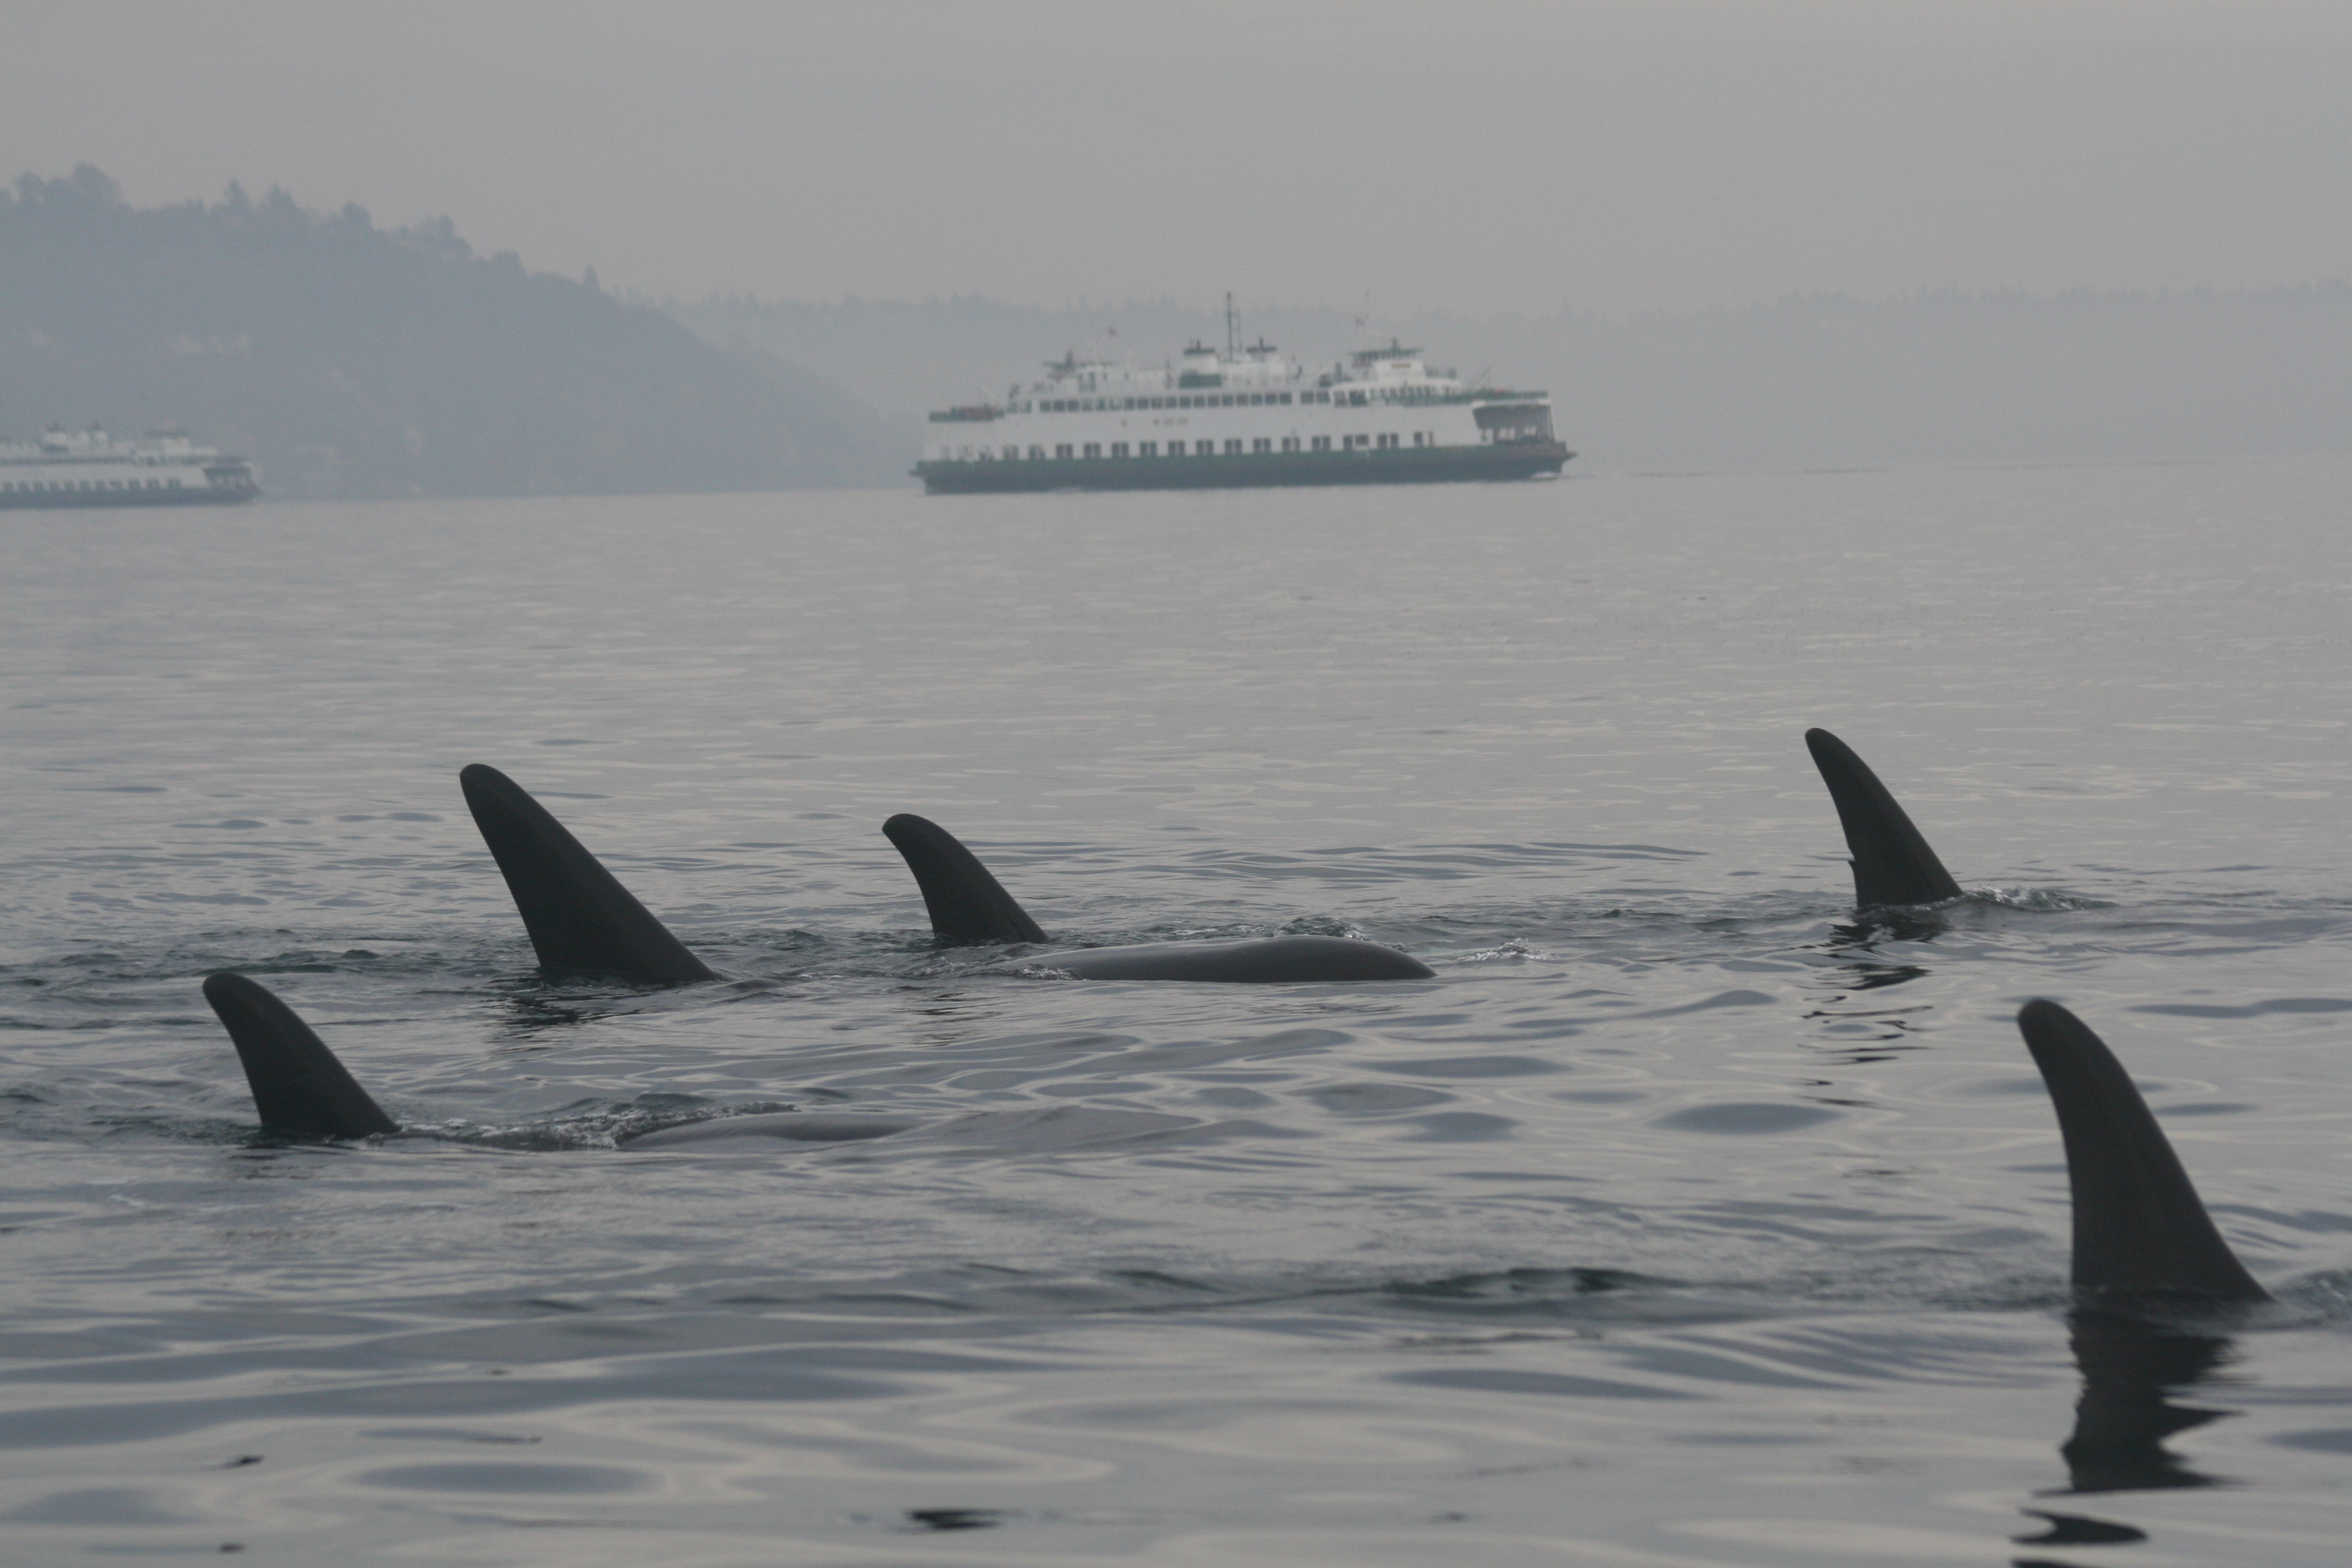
(203, 973, 399, 1140)
(1804, 728, 1965, 908)
(2018, 999, 2269, 1306)
(882, 814, 1049, 944)
(460, 763, 716, 983)
(1028, 934, 1435, 983)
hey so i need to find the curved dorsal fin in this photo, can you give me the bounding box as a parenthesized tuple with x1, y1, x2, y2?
(882, 814, 1048, 944)
(460, 764, 716, 983)
(1804, 728, 1964, 908)
(2017, 999, 2269, 1306)
(202, 973, 399, 1140)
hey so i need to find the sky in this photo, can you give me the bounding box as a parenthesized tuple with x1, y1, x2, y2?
(6, 1, 2349, 317)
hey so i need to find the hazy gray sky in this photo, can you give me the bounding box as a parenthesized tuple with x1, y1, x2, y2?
(7, 1, 2348, 315)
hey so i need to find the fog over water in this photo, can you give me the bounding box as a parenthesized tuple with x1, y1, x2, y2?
(6, 6, 2352, 1565)
(7, 2, 2351, 315)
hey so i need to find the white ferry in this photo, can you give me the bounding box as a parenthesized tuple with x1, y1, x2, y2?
(915, 314, 1570, 494)
(0, 426, 260, 509)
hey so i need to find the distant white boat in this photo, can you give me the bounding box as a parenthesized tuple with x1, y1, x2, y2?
(0, 426, 260, 508)
(915, 301, 1571, 494)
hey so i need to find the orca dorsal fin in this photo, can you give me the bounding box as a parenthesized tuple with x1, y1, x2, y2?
(202, 973, 399, 1140)
(459, 764, 717, 983)
(1804, 728, 1965, 908)
(2017, 999, 2269, 1306)
(882, 814, 1049, 945)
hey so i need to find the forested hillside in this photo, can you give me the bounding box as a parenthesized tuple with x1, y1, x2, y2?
(1, 168, 912, 499)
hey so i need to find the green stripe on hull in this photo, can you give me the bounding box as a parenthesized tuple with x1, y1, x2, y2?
(0, 487, 258, 510)
(915, 442, 1571, 495)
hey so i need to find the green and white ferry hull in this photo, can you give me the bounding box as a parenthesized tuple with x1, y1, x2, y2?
(1, 426, 259, 509)
(916, 332, 1570, 495)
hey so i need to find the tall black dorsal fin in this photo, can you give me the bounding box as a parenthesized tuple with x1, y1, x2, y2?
(1804, 728, 1965, 908)
(459, 763, 717, 983)
(2017, 999, 2269, 1306)
(202, 973, 399, 1139)
(882, 814, 1048, 945)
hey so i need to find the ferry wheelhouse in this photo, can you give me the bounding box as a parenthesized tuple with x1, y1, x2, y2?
(0, 426, 260, 509)
(915, 326, 1570, 495)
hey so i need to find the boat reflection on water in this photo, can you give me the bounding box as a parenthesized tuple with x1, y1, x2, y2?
(2012, 1311, 2241, 1559)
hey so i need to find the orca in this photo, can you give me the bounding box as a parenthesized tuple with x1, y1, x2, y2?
(460, 763, 718, 983)
(199, 973, 910, 1148)
(1804, 728, 1965, 909)
(882, 814, 1436, 982)
(2016, 999, 2269, 1307)
(204, 972, 400, 1140)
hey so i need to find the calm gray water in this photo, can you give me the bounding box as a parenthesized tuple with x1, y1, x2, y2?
(4, 459, 2351, 1565)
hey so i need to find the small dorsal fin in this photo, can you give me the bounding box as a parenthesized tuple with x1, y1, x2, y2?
(202, 973, 399, 1140)
(460, 764, 716, 983)
(2016, 1000, 2269, 1306)
(881, 814, 1048, 944)
(1804, 728, 1965, 908)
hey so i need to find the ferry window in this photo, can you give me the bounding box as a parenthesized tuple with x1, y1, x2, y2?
(1224, 439, 1242, 455)
(1281, 437, 1300, 452)
(1139, 442, 1157, 456)
(1222, 394, 1236, 407)
(1083, 443, 1101, 458)
(1150, 397, 1165, 409)
(1195, 440, 1214, 456)
(1252, 438, 1271, 454)
(1312, 436, 1330, 452)
(1005, 446, 1022, 459)
(1028, 446, 1045, 459)
(1110, 442, 1129, 458)
(1056, 444, 1074, 459)
(1279, 393, 1291, 404)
